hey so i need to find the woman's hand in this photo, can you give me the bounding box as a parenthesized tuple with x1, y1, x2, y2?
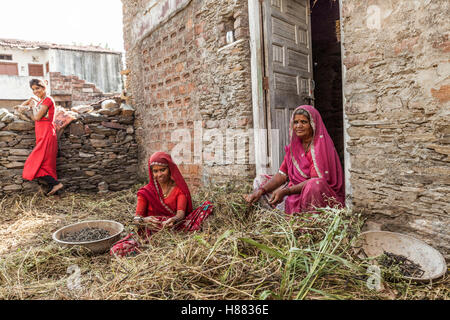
(243, 188, 264, 204)
(268, 188, 289, 206)
(133, 216, 144, 224)
(162, 210, 185, 228)
(161, 216, 180, 228)
(142, 216, 160, 225)
(21, 97, 37, 107)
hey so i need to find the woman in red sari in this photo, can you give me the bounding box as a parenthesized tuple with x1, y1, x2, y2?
(22, 79, 63, 196)
(110, 152, 213, 256)
(134, 151, 194, 238)
(244, 105, 345, 214)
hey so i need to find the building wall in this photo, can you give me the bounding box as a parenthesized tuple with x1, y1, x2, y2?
(122, 0, 254, 188)
(0, 45, 123, 109)
(49, 49, 123, 93)
(0, 46, 49, 102)
(341, 0, 450, 258)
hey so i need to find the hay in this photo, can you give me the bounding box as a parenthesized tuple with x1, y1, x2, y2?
(0, 183, 448, 300)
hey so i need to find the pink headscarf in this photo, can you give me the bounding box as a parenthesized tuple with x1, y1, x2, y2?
(284, 105, 345, 206)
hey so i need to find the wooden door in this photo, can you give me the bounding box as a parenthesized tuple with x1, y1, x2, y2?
(262, 0, 314, 169)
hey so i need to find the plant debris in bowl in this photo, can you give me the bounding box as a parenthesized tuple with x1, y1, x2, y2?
(378, 251, 425, 278)
(60, 227, 111, 242)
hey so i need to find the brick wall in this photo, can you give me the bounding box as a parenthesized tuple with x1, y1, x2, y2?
(342, 0, 450, 259)
(50, 72, 115, 107)
(122, 0, 255, 189)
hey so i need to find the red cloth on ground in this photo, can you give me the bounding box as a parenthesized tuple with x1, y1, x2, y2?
(22, 97, 58, 181)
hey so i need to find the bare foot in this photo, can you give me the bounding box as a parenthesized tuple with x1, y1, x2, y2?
(47, 183, 63, 196)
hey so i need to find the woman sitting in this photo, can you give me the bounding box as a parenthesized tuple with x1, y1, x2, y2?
(110, 152, 213, 256)
(244, 105, 345, 214)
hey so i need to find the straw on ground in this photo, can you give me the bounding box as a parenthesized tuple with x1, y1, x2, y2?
(0, 183, 448, 300)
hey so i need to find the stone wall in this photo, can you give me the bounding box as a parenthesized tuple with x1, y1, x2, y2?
(122, 0, 255, 188)
(0, 100, 138, 195)
(341, 0, 450, 258)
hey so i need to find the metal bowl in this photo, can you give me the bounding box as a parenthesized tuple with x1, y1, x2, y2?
(52, 220, 124, 254)
(355, 231, 447, 281)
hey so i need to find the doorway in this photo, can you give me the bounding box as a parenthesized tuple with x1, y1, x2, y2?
(249, 0, 344, 175)
(310, 0, 344, 165)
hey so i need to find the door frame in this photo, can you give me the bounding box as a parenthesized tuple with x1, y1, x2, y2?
(248, 0, 280, 176)
(248, 0, 353, 206)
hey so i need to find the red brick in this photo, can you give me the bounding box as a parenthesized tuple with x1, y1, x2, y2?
(431, 85, 450, 102)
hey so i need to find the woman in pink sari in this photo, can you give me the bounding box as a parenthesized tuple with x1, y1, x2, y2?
(244, 105, 345, 214)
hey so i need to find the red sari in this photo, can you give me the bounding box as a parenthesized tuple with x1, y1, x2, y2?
(110, 152, 213, 256)
(136, 185, 188, 237)
(22, 97, 58, 181)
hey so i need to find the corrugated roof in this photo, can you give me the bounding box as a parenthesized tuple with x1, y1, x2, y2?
(0, 38, 122, 54)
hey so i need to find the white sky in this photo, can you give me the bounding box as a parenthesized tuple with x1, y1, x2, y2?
(0, 0, 124, 52)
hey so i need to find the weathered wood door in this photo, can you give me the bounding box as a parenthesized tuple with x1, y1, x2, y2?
(261, 0, 314, 169)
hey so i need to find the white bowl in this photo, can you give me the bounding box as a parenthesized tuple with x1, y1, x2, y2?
(355, 231, 447, 281)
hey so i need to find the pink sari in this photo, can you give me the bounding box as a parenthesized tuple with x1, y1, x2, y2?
(262, 105, 345, 214)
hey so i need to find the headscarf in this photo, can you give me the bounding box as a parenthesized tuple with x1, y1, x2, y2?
(285, 105, 345, 204)
(137, 152, 193, 216)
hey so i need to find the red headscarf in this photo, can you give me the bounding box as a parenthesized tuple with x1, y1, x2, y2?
(137, 152, 193, 215)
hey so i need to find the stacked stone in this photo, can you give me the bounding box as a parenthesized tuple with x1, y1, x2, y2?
(0, 100, 138, 195)
(58, 99, 137, 193)
(0, 107, 36, 193)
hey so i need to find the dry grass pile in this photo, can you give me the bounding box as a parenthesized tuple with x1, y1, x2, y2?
(0, 182, 448, 300)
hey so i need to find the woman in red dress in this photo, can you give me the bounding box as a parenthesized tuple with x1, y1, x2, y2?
(134, 151, 193, 238)
(110, 152, 213, 256)
(21, 79, 63, 196)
